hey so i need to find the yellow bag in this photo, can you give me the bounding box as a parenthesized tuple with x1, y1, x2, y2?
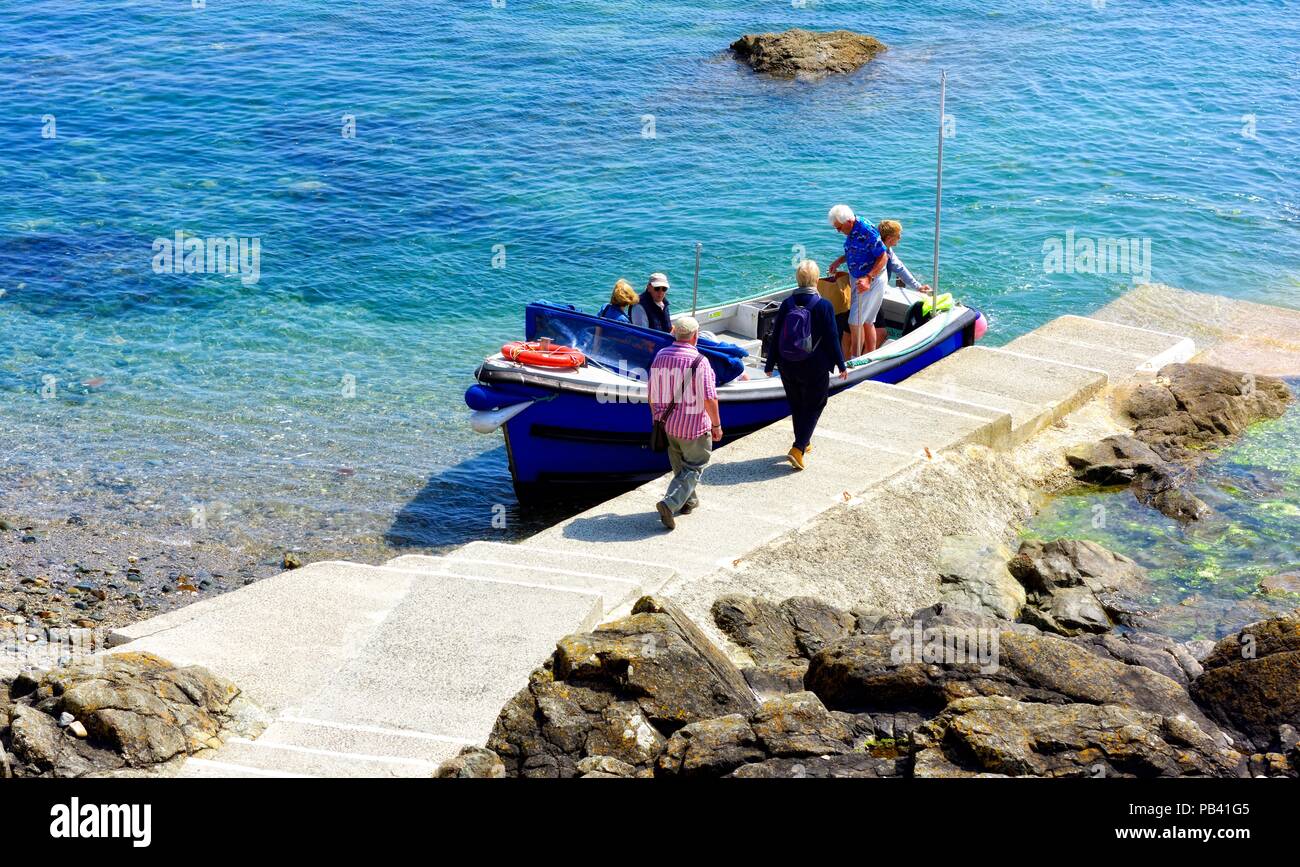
(817, 272, 851, 315)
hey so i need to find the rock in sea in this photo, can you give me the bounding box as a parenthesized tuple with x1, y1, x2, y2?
(731, 29, 886, 79)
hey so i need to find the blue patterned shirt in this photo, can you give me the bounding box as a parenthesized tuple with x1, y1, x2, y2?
(843, 219, 887, 280)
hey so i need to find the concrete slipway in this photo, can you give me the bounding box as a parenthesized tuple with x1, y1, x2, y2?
(100, 287, 1296, 777)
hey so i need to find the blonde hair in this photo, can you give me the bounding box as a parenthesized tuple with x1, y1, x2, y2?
(795, 259, 820, 288)
(610, 278, 637, 308)
(878, 220, 902, 243)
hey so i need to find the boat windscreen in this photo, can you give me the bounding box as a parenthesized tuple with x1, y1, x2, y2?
(524, 304, 746, 384)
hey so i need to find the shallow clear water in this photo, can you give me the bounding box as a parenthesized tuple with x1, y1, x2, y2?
(2, 1, 1298, 557)
(1024, 389, 1300, 641)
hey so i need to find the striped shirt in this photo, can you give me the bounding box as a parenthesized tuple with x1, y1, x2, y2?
(648, 341, 717, 440)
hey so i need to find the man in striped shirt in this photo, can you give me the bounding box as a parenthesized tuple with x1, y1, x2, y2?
(648, 316, 722, 529)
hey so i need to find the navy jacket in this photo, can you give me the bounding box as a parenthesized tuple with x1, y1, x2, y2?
(764, 289, 847, 376)
(633, 291, 672, 332)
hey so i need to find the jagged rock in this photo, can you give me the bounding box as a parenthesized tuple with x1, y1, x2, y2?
(584, 703, 666, 767)
(1191, 612, 1300, 751)
(553, 596, 757, 729)
(910, 601, 1036, 635)
(7, 705, 123, 777)
(1069, 364, 1291, 522)
(935, 535, 1025, 621)
(435, 747, 506, 779)
(729, 753, 901, 778)
(1247, 752, 1293, 778)
(711, 594, 853, 663)
(749, 692, 851, 757)
(1065, 435, 1166, 486)
(742, 660, 808, 701)
(576, 755, 637, 778)
(2, 652, 258, 777)
(730, 29, 886, 79)
(1156, 363, 1291, 448)
(1072, 631, 1204, 685)
(805, 626, 1220, 737)
(487, 596, 756, 778)
(1260, 572, 1300, 596)
(912, 696, 1244, 778)
(779, 597, 856, 658)
(1010, 539, 1148, 635)
(850, 605, 893, 633)
(868, 711, 926, 741)
(1132, 466, 1211, 522)
(711, 596, 797, 664)
(655, 714, 764, 777)
(832, 710, 878, 746)
(1122, 382, 1179, 421)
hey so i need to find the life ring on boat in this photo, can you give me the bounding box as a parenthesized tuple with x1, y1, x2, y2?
(501, 341, 586, 369)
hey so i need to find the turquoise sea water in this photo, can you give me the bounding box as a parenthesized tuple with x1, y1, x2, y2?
(2, 1, 1298, 558)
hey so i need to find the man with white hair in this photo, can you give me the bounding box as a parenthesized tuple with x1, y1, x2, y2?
(826, 204, 889, 358)
(648, 315, 722, 529)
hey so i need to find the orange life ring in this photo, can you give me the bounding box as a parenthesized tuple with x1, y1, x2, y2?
(501, 341, 586, 369)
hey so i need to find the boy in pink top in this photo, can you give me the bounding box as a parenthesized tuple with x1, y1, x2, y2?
(647, 317, 722, 529)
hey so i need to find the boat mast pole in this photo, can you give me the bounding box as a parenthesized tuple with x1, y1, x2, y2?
(932, 69, 946, 316)
(691, 242, 702, 318)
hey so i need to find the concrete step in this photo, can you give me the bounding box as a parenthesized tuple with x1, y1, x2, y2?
(826, 379, 1013, 451)
(899, 345, 1109, 443)
(870, 381, 1015, 449)
(105, 561, 416, 715)
(527, 418, 922, 581)
(1035, 315, 1195, 373)
(181, 736, 448, 778)
(1000, 333, 1134, 380)
(1094, 285, 1299, 377)
(282, 570, 602, 748)
(384, 554, 643, 611)
(175, 757, 315, 779)
(448, 539, 672, 590)
(259, 716, 475, 763)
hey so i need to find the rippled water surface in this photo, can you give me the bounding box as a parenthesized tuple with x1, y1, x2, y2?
(1, 1, 1297, 557)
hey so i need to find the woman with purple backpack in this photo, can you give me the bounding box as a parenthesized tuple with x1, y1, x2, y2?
(764, 259, 848, 470)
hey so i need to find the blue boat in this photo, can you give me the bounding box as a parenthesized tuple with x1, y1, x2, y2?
(466, 283, 987, 502)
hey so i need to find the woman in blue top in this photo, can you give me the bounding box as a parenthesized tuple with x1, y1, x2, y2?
(597, 279, 638, 324)
(826, 204, 889, 360)
(764, 259, 847, 470)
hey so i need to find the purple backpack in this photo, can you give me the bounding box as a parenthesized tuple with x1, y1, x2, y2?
(778, 295, 817, 361)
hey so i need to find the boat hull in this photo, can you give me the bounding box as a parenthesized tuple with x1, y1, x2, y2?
(490, 307, 979, 501)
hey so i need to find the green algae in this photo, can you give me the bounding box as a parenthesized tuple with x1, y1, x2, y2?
(1023, 384, 1300, 642)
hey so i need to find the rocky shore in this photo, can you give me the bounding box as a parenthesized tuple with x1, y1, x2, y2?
(445, 580, 1297, 779)
(1067, 363, 1292, 522)
(0, 514, 286, 637)
(1, 652, 266, 778)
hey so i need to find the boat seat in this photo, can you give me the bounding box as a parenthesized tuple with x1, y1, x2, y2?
(709, 330, 763, 358)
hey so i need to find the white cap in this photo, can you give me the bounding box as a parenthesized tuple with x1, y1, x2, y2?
(672, 316, 699, 340)
(648, 272, 670, 289)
